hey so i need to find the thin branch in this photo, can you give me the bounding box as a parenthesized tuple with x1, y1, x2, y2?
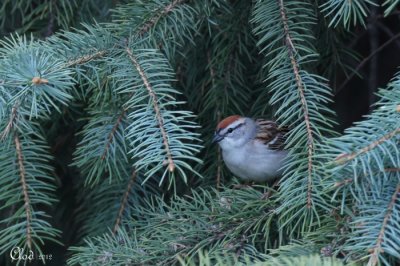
(336, 128, 400, 164)
(278, 0, 314, 208)
(0, 104, 18, 141)
(113, 171, 137, 234)
(125, 47, 175, 172)
(45, 0, 56, 37)
(209, 52, 222, 189)
(368, 7, 379, 107)
(222, 52, 234, 97)
(137, 0, 187, 36)
(367, 183, 400, 266)
(64, 51, 107, 67)
(207, 51, 216, 87)
(101, 111, 126, 160)
(376, 21, 400, 49)
(14, 133, 32, 249)
(336, 32, 400, 94)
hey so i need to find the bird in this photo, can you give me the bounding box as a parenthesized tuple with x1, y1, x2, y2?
(213, 115, 288, 182)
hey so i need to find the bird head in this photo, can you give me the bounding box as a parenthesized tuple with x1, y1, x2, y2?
(213, 115, 256, 149)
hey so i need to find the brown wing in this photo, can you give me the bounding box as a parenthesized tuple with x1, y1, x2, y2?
(254, 119, 288, 151)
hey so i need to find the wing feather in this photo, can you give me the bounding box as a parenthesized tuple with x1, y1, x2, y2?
(254, 119, 288, 150)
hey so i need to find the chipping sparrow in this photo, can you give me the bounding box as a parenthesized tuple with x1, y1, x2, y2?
(213, 115, 288, 182)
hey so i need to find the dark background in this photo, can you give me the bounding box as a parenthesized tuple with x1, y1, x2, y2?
(0, 1, 399, 265)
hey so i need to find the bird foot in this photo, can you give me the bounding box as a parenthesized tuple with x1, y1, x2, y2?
(260, 180, 280, 200)
(261, 190, 273, 200)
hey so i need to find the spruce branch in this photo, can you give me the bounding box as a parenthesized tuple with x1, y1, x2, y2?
(328, 82, 400, 185)
(327, 78, 400, 265)
(320, 0, 376, 29)
(179, 252, 343, 266)
(278, 0, 315, 209)
(335, 127, 400, 165)
(73, 167, 158, 239)
(138, 0, 187, 36)
(73, 104, 131, 185)
(101, 110, 127, 161)
(0, 104, 18, 141)
(14, 132, 32, 250)
(0, 126, 61, 256)
(110, 45, 202, 185)
(69, 186, 278, 265)
(112, 171, 137, 234)
(253, 0, 337, 236)
(125, 46, 175, 173)
(368, 183, 400, 266)
(112, 0, 197, 58)
(64, 50, 107, 67)
(383, 0, 400, 17)
(0, 35, 74, 118)
(334, 168, 400, 189)
(341, 175, 400, 265)
(3, 1, 400, 264)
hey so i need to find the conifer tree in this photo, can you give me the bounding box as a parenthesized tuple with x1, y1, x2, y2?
(0, 0, 399, 265)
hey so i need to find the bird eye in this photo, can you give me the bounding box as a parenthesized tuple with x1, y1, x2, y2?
(227, 128, 233, 133)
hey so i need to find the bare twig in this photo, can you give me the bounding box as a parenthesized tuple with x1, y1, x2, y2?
(376, 21, 400, 49)
(125, 47, 175, 172)
(15, 134, 32, 249)
(278, 0, 314, 208)
(113, 171, 137, 234)
(45, 0, 56, 37)
(367, 183, 400, 266)
(368, 7, 379, 107)
(336, 32, 400, 94)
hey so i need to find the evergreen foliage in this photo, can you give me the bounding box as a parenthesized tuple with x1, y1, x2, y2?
(0, 0, 399, 265)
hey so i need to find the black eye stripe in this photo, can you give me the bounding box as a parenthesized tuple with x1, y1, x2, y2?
(215, 123, 244, 137)
(224, 123, 244, 135)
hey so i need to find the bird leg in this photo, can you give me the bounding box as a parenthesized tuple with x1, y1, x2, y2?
(260, 179, 280, 200)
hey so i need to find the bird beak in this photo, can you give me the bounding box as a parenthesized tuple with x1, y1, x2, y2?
(212, 133, 224, 143)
